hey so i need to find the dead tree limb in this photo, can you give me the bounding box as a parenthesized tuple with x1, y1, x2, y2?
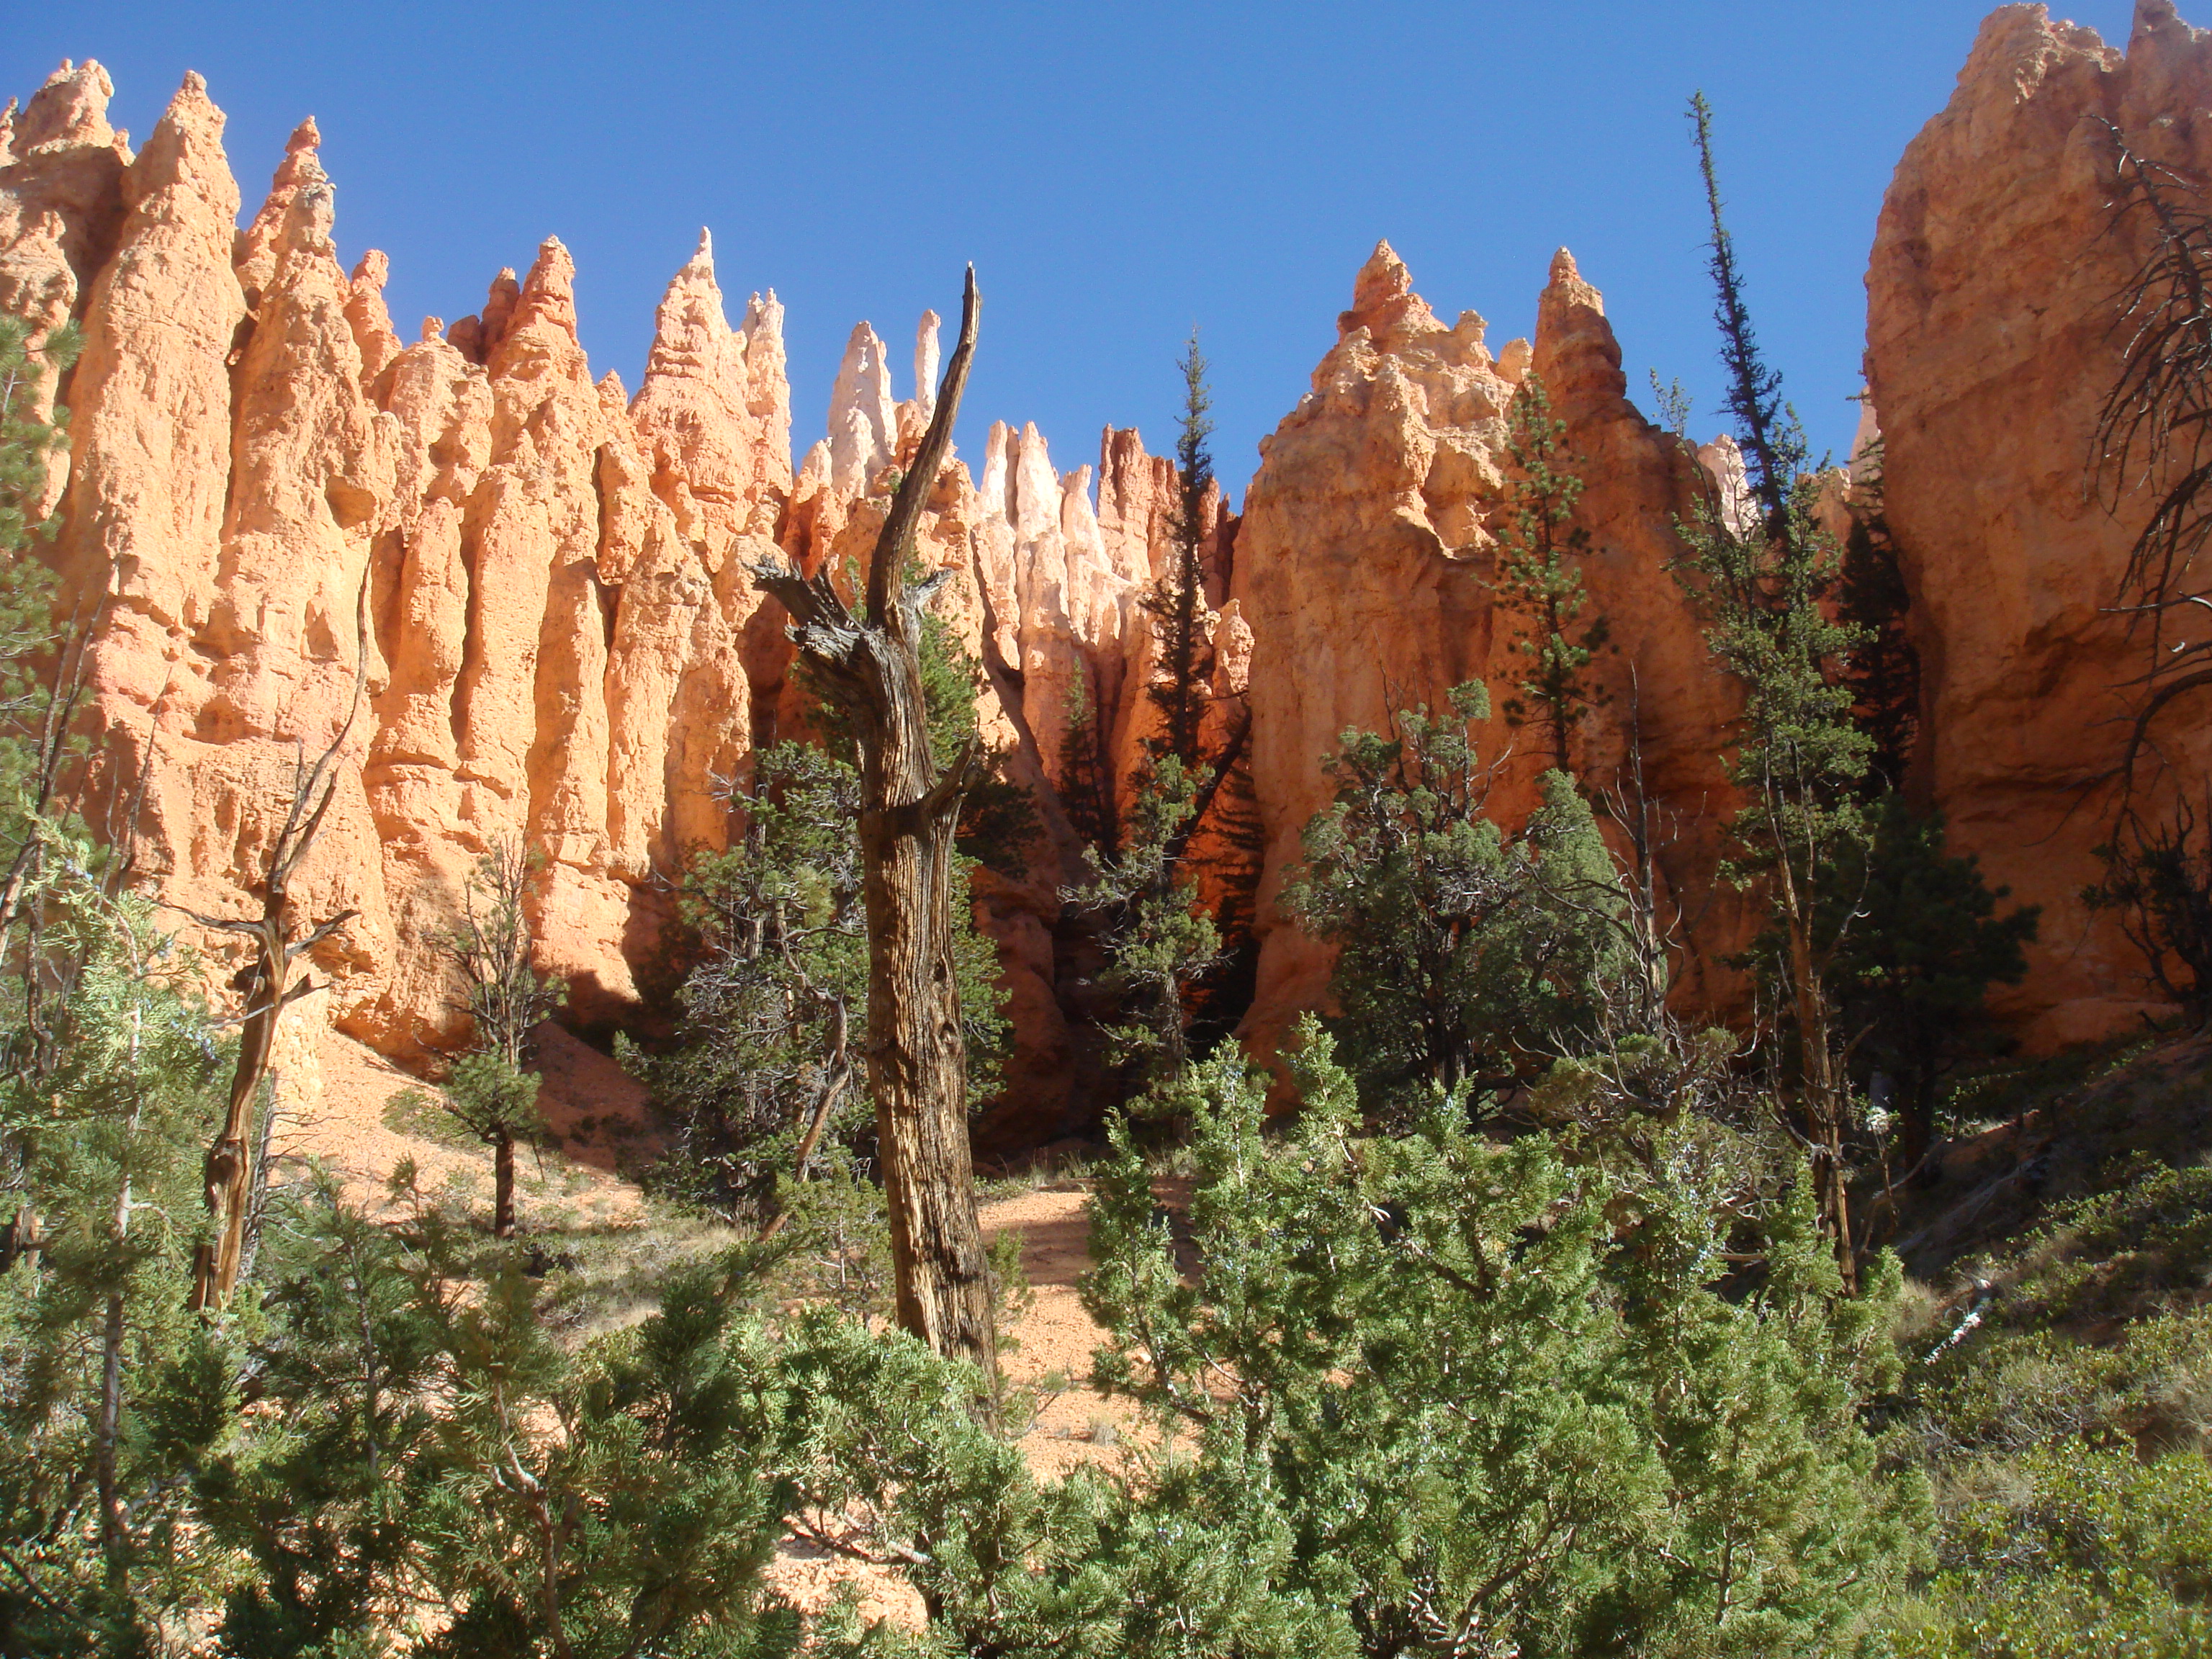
(186, 576, 369, 1312)
(2093, 120, 2212, 784)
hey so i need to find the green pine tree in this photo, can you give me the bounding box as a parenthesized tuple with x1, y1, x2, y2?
(1143, 329, 1218, 771)
(638, 626, 1010, 1251)
(0, 891, 226, 1650)
(1073, 332, 1251, 1089)
(1832, 431, 1922, 794)
(1079, 1020, 1920, 1658)
(434, 839, 564, 1238)
(1827, 797, 2038, 1174)
(1495, 371, 1610, 775)
(1282, 681, 1624, 1121)
(1676, 92, 1874, 1282)
(1067, 752, 1223, 1084)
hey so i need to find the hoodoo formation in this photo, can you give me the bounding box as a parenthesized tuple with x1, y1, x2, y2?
(1, 3, 2208, 1128)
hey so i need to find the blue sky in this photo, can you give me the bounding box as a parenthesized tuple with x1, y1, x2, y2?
(12, 1, 2136, 503)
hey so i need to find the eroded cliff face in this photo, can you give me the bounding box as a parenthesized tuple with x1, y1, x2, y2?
(0, 60, 1217, 1139)
(1231, 242, 1741, 1068)
(1867, 0, 2212, 1046)
(4, 66, 794, 1061)
(9, 4, 2208, 1131)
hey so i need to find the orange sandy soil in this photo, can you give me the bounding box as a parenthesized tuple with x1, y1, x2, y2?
(274, 1017, 1135, 1635)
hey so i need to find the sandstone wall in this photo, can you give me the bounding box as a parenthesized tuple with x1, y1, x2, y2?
(0, 60, 1198, 1135)
(13, 4, 2212, 1131)
(4, 66, 792, 1060)
(1867, 0, 2212, 1046)
(1230, 242, 1742, 1068)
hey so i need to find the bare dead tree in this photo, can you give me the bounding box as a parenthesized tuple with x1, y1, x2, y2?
(2095, 120, 2212, 774)
(179, 579, 367, 1311)
(748, 268, 998, 1382)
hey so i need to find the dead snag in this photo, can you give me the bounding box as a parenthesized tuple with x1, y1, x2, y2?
(181, 579, 367, 1312)
(750, 267, 997, 1384)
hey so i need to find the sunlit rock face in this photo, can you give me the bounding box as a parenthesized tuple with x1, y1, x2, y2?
(1228, 240, 1740, 1073)
(9, 4, 2210, 1130)
(0, 57, 1213, 1132)
(2, 67, 796, 1061)
(1867, 0, 2212, 1046)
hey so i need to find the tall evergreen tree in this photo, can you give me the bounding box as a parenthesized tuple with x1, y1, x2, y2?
(1073, 330, 1252, 1087)
(1677, 93, 1874, 1285)
(1833, 431, 1922, 794)
(1495, 371, 1609, 775)
(1054, 667, 1115, 854)
(1826, 798, 2038, 1174)
(1143, 329, 1218, 770)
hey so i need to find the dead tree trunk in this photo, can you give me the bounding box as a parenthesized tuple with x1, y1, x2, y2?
(751, 268, 997, 1384)
(183, 585, 367, 1313)
(493, 1130, 517, 1240)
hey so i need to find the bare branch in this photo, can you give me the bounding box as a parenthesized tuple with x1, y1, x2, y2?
(870, 266, 979, 629)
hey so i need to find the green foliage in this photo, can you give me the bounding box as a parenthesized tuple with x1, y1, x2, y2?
(917, 606, 1038, 877)
(194, 1175, 446, 1654)
(1683, 89, 1871, 883)
(1054, 667, 1115, 853)
(1832, 436, 1922, 794)
(402, 1257, 800, 1658)
(0, 896, 226, 1650)
(770, 1304, 1344, 1659)
(801, 571, 1037, 878)
(429, 841, 565, 1236)
(1826, 799, 2038, 1160)
(1071, 332, 1251, 1090)
(441, 838, 564, 1071)
(637, 739, 1007, 1231)
(1494, 371, 1610, 772)
(1081, 1022, 1920, 1657)
(1678, 95, 1873, 1269)
(1284, 683, 1624, 1119)
(439, 1051, 544, 1151)
(641, 741, 867, 1223)
(1875, 1161, 2212, 1655)
(1066, 752, 1221, 1084)
(1143, 328, 1218, 770)
(1675, 463, 1869, 900)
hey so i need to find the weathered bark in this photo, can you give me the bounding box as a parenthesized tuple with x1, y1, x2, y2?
(185, 585, 366, 1313)
(1772, 835, 1858, 1295)
(750, 269, 997, 1384)
(493, 1130, 516, 1240)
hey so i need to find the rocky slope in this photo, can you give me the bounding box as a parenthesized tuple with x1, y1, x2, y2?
(3, 3, 2208, 1138)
